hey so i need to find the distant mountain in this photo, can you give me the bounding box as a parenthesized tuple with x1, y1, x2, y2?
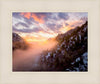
(13, 33, 28, 50)
(38, 21, 88, 71)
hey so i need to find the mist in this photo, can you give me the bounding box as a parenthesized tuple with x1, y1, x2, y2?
(13, 39, 58, 71)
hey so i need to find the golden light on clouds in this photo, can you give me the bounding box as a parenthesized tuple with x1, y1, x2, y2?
(23, 35, 46, 42)
(19, 25, 73, 43)
(38, 31, 57, 38)
(13, 13, 87, 43)
(31, 14, 44, 24)
(20, 31, 58, 43)
(20, 12, 31, 19)
(59, 26, 72, 34)
(20, 12, 45, 23)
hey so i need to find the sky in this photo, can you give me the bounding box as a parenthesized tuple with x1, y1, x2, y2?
(12, 12, 88, 42)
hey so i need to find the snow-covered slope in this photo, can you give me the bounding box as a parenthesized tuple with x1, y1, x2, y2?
(38, 21, 88, 71)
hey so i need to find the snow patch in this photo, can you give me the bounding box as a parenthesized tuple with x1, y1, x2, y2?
(76, 57, 80, 62)
(46, 52, 51, 59)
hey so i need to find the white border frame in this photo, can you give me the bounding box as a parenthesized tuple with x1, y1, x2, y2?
(0, 0, 100, 84)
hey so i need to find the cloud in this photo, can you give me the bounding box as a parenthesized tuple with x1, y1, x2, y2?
(15, 22, 29, 28)
(12, 13, 21, 19)
(13, 26, 32, 33)
(68, 12, 88, 21)
(32, 27, 43, 32)
(65, 23, 69, 26)
(69, 19, 86, 28)
(20, 12, 47, 24)
(23, 18, 34, 25)
(44, 13, 59, 21)
(58, 13, 69, 20)
(20, 12, 31, 19)
(13, 25, 43, 33)
(12, 12, 88, 37)
(43, 13, 69, 21)
(31, 13, 45, 23)
(46, 22, 63, 33)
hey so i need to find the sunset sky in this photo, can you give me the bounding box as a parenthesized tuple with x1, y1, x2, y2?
(12, 12, 88, 42)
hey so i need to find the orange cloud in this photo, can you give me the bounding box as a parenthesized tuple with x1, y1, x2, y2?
(20, 12, 31, 19)
(20, 13, 45, 23)
(31, 14, 45, 23)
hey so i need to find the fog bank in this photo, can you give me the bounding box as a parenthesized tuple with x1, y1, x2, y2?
(13, 39, 58, 71)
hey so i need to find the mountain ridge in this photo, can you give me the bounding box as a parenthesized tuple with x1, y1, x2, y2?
(38, 21, 88, 71)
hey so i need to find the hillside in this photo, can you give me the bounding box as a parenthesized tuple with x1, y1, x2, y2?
(38, 21, 88, 71)
(13, 33, 28, 50)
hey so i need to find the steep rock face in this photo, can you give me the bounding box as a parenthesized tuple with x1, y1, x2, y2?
(39, 21, 88, 71)
(13, 33, 28, 50)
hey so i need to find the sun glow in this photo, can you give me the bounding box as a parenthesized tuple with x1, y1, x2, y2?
(60, 26, 72, 34)
(24, 38, 46, 42)
(21, 31, 57, 43)
(20, 26, 73, 43)
(38, 31, 57, 38)
(23, 36, 46, 42)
